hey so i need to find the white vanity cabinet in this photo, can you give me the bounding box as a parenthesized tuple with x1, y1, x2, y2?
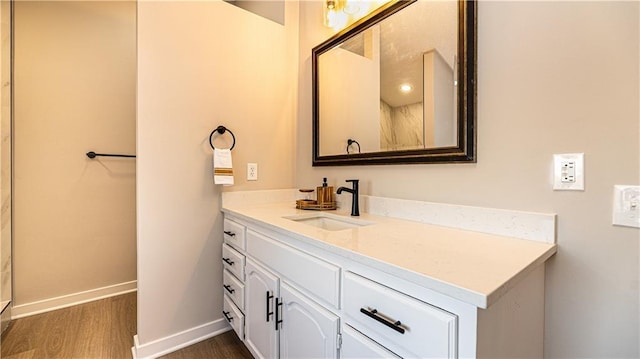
(222, 209, 552, 359)
(244, 252, 340, 359)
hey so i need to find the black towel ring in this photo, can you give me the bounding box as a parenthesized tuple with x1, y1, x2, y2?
(209, 125, 236, 150)
(346, 139, 361, 154)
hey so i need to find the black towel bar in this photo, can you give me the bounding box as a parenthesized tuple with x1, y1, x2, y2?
(86, 151, 136, 159)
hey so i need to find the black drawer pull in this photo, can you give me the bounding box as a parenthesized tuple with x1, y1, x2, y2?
(222, 257, 234, 266)
(224, 230, 236, 237)
(223, 284, 235, 294)
(360, 307, 405, 334)
(223, 310, 233, 323)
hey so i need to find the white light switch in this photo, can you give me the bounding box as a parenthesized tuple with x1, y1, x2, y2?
(553, 153, 584, 190)
(613, 185, 640, 228)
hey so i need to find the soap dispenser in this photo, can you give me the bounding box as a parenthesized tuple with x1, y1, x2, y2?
(317, 178, 334, 206)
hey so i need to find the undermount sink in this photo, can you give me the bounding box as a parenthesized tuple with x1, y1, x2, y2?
(283, 213, 373, 231)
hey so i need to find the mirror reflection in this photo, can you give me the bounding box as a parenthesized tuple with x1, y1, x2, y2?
(313, 0, 476, 166)
(317, 0, 458, 156)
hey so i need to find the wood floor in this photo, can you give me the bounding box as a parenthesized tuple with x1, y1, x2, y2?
(159, 332, 252, 359)
(1, 293, 252, 359)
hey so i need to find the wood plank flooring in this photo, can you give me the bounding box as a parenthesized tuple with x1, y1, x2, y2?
(1, 293, 252, 359)
(159, 332, 252, 359)
(1, 293, 136, 358)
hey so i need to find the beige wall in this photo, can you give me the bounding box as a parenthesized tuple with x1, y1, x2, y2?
(14, 1, 137, 306)
(297, 1, 639, 357)
(136, 0, 298, 348)
(319, 31, 380, 155)
(1, 0, 11, 310)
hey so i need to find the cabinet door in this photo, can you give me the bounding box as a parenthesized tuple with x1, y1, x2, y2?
(245, 258, 279, 359)
(279, 282, 339, 359)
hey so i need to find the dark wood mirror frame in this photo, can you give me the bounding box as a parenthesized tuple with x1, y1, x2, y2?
(312, 0, 476, 166)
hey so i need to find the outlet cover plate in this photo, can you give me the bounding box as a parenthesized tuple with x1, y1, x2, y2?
(613, 185, 640, 228)
(553, 153, 584, 191)
(247, 163, 258, 181)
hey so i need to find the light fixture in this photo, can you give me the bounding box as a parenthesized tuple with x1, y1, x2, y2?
(323, 0, 391, 31)
(343, 0, 361, 15)
(399, 84, 413, 93)
(324, 0, 348, 30)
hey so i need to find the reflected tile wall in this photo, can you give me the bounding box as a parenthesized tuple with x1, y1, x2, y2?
(379, 101, 394, 150)
(380, 100, 423, 151)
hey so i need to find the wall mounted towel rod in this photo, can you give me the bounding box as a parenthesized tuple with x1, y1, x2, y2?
(86, 151, 136, 159)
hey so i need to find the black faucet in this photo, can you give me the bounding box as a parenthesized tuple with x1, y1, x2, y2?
(336, 179, 359, 216)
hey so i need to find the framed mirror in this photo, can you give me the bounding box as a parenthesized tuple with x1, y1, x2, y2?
(312, 0, 476, 166)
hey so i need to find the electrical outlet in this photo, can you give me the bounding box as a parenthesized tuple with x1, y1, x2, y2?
(560, 160, 576, 183)
(553, 153, 584, 190)
(247, 163, 258, 181)
(613, 185, 640, 228)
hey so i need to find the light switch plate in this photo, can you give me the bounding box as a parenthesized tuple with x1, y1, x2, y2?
(613, 185, 640, 228)
(553, 153, 584, 190)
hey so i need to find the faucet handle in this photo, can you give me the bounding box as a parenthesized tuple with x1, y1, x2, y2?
(346, 179, 359, 184)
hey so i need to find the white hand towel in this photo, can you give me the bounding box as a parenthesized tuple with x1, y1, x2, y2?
(213, 148, 234, 186)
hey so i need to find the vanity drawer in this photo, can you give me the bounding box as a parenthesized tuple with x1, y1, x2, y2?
(341, 324, 401, 358)
(246, 229, 340, 308)
(224, 218, 246, 251)
(223, 269, 245, 310)
(223, 295, 245, 340)
(343, 271, 457, 358)
(222, 244, 245, 281)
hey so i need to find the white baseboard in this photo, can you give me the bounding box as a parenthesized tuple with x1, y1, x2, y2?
(11, 280, 137, 319)
(131, 319, 231, 359)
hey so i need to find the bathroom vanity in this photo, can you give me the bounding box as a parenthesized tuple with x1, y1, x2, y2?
(220, 191, 556, 358)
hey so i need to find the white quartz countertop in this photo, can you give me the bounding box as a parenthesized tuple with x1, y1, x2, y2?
(222, 202, 557, 309)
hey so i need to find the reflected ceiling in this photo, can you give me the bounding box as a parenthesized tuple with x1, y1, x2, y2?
(379, 1, 457, 107)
